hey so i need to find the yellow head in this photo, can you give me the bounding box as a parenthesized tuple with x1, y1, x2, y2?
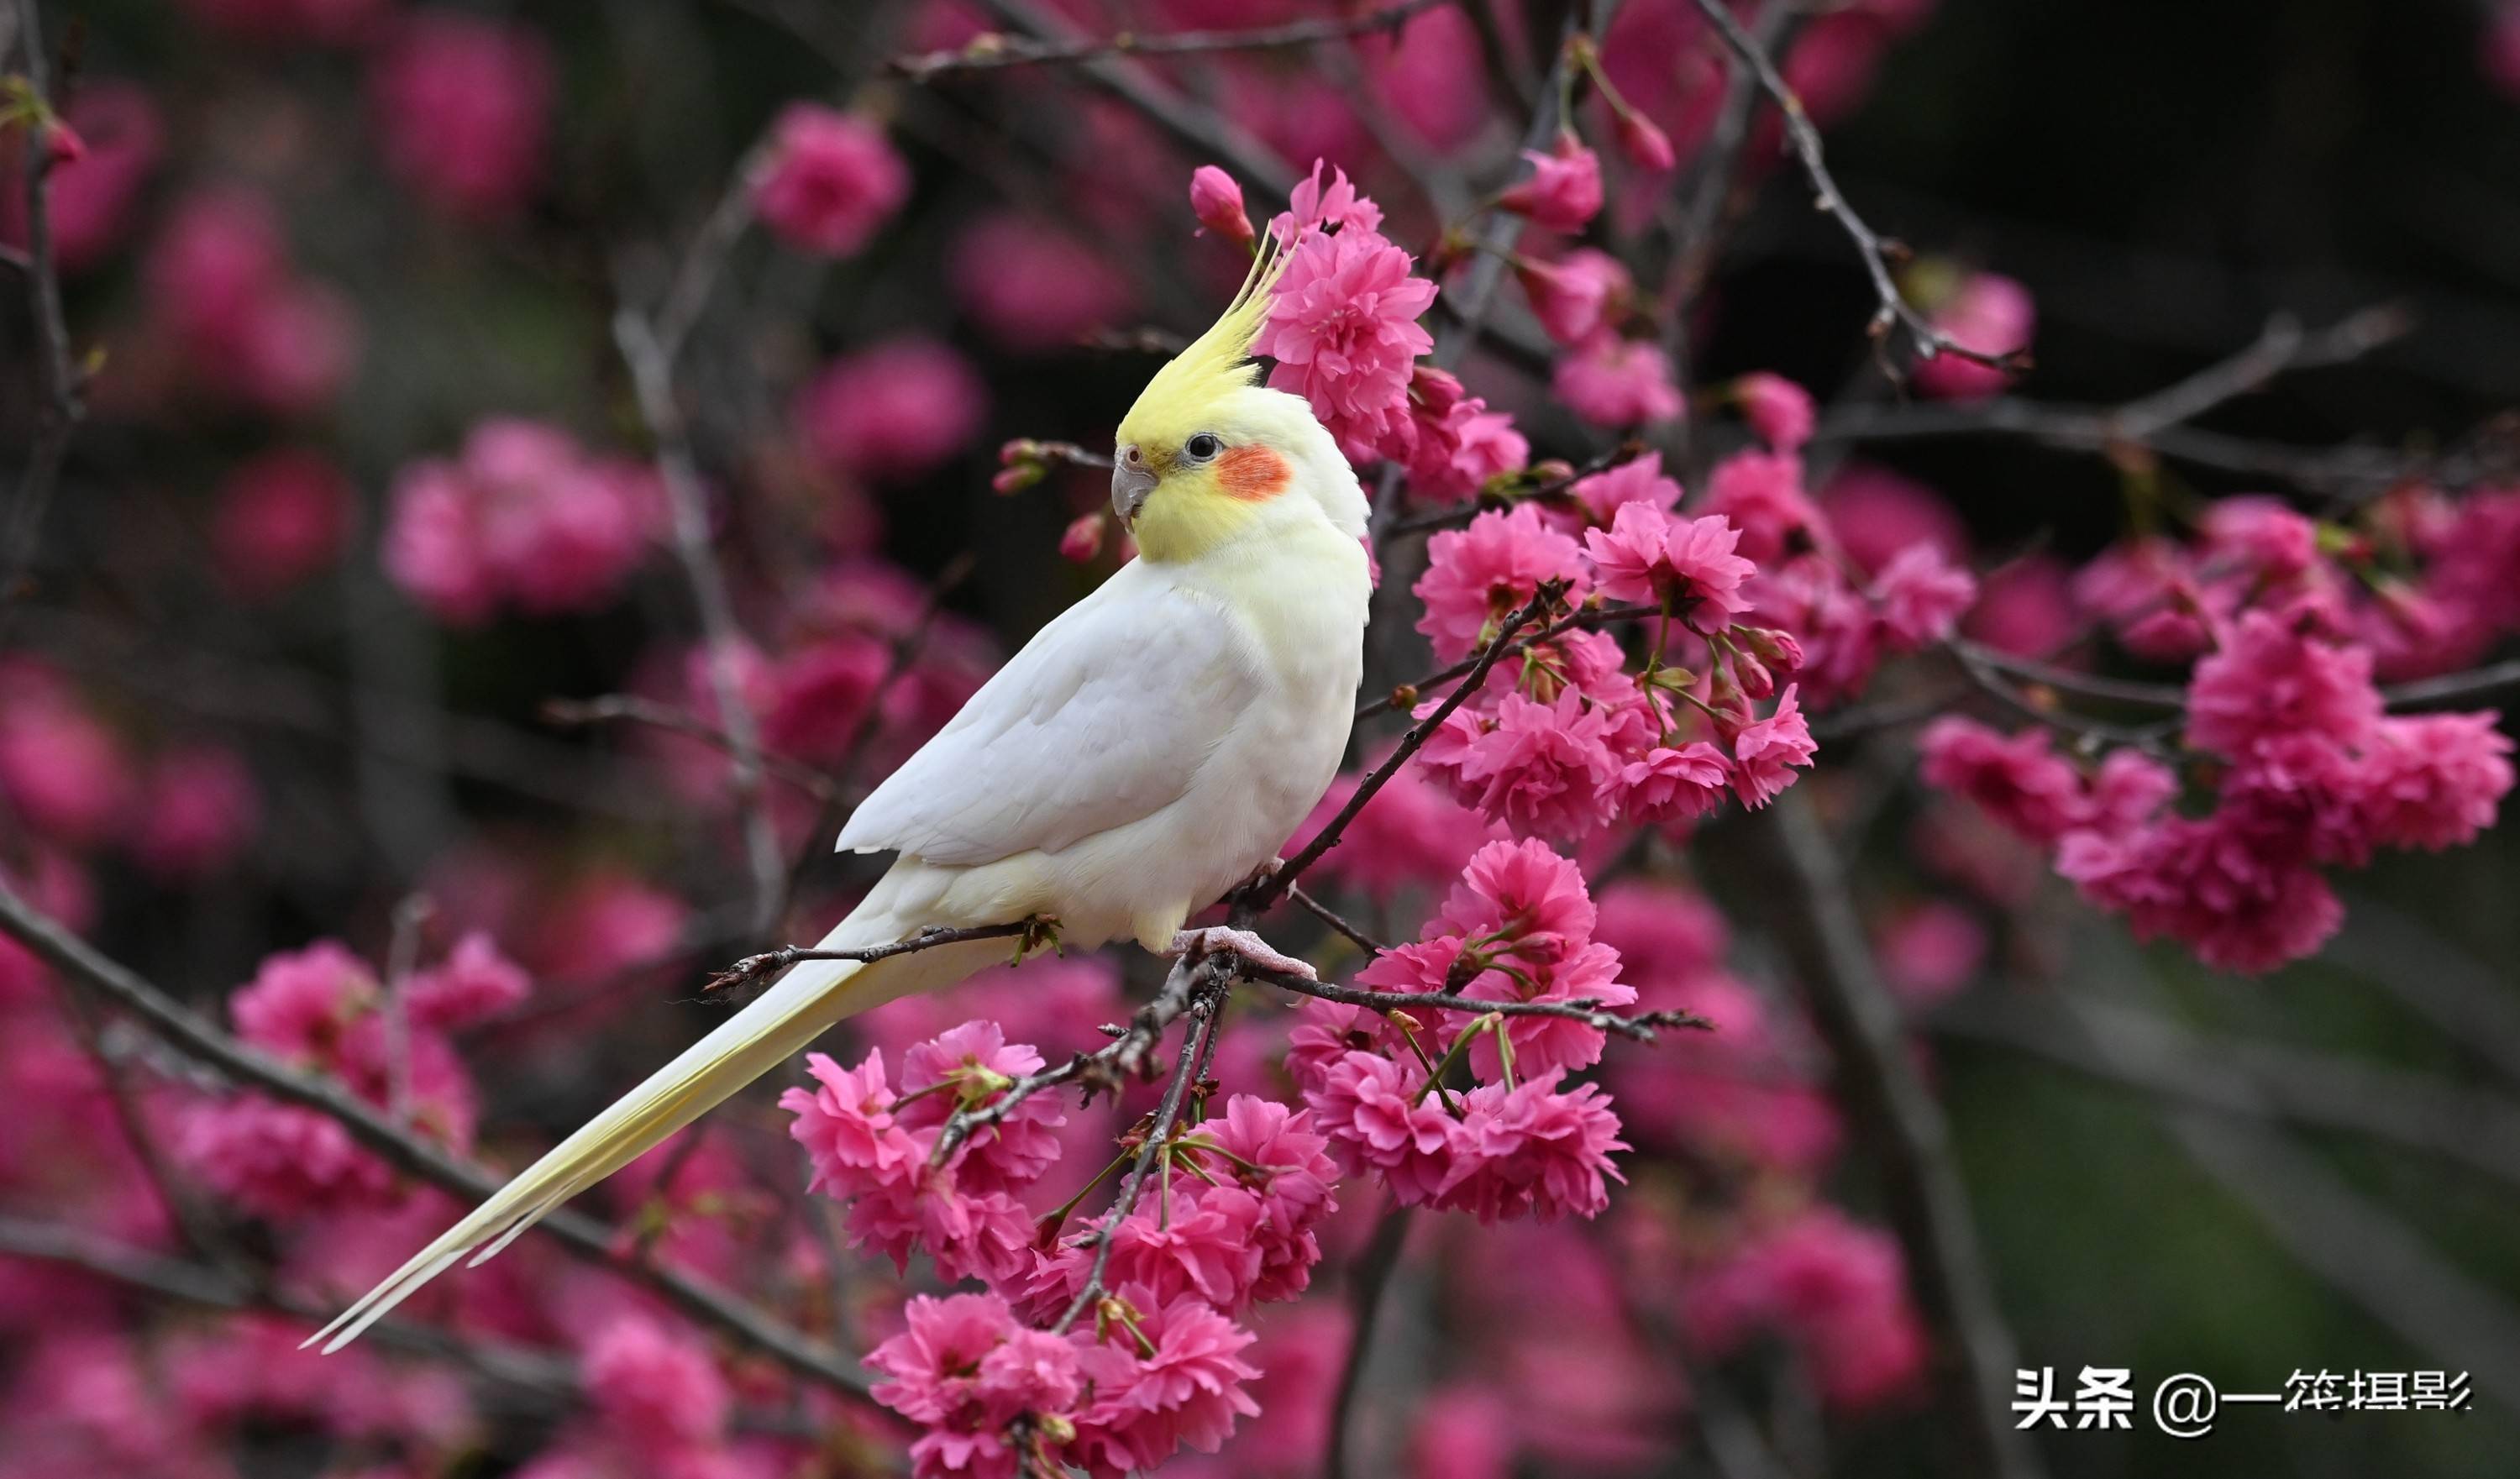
(1110, 236, 1367, 562)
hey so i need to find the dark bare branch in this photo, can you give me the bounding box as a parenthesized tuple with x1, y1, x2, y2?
(894, 0, 1452, 81)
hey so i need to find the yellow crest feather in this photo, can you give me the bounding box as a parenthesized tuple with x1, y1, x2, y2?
(1118, 231, 1289, 446)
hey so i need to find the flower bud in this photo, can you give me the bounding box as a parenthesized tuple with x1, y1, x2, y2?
(1613, 108, 1675, 172)
(1059, 511, 1106, 563)
(1188, 165, 1254, 250)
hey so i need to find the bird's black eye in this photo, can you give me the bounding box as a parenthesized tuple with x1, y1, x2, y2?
(1184, 433, 1223, 462)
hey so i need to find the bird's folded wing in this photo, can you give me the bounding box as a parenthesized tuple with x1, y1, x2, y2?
(837, 580, 1252, 865)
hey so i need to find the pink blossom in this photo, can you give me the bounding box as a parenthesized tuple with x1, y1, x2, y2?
(949, 212, 1135, 353)
(2056, 815, 2345, 973)
(1441, 837, 1599, 954)
(1358, 7, 1489, 150)
(1911, 270, 2033, 401)
(1190, 1094, 1341, 1303)
(1496, 134, 1604, 233)
(369, 13, 554, 219)
(751, 104, 910, 256)
(870, 1292, 1018, 1426)
(131, 746, 260, 880)
(1422, 688, 1625, 837)
(1621, 742, 1731, 826)
(1819, 463, 1967, 575)
(583, 1317, 730, 1454)
(1072, 1288, 1262, 1474)
(1870, 544, 1977, 648)
(2202, 496, 2320, 580)
(179, 1094, 396, 1218)
(1396, 365, 1527, 504)
(383, 419, 661, 624)
(0, 81, 163, 272)
(1059, 510, 1108, 563)
(1552, 334, 1683, 427)
(1187, 165, 1254, 249)
(1706, 449, 1820, 566)
(1614, 108, 1679, 171)
(1267, 159, 1388, 244)
(1413, 504, 1588, 660)
(0, 664, 134, 848)
(231, 939, 377, 1061)
(780, 1050, 921, 1193)
(1966, 554, 2077, 657)
(1256, 223, 1437, 456)
(854, 1173, 1036, 1285)
(1441, 1074, 1627, 1224)
(144, 187, 360, 415)
(1917, 717, 2092, 844)
(1877, 901, 1987, 1006)
(894, 1021, 1066, 1194)
(1728, 685, 1818, 808)
(1735, 372, 1816, 451)
(795, 337, 988, 482)
(1305, 1050, 1457, 1207)
(2185, 611, 2381, 760)
(1517, 249, 1628, 346)
(1582, 505, 1755, 631)
(212, 448, 354, 598)
(2354, 712, 2515, 851)
(1572, 451, 1683, 522)
(1054, 1186, 1267, 1314)
(1685, 1209, 1926, 1411)
(405, 931, 532, 1031)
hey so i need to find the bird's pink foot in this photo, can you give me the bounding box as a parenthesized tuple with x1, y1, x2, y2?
(1168, 926, 1316, 981)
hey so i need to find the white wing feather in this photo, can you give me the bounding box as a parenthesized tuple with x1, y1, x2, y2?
(838, 574, 1252, 865)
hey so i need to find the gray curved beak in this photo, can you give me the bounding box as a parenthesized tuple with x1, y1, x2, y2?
(1110, 459, 1158, 527)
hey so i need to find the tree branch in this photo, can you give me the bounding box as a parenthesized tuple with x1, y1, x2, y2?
(1325, 1202, 1412, 1479)
(614, 307, 789, 938)
(1735, 792, 2044, 1479)
(2, 0, 85, 632)
(0, 879, 876, 1402)
(894, 0, 1453, 80)
(1684, 0, 2028, 380)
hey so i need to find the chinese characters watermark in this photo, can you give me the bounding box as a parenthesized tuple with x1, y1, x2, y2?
(2013, 1366, 2470, 1439)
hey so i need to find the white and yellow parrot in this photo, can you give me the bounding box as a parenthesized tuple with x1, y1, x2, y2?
(309, 244, 1372, 1351)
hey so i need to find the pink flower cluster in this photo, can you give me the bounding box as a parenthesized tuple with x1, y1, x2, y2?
(1255, 164, 1439, 461)
(0, 658, 262, 881)
(1289, 841, 1629, 1222)
(177, 935, 529, 1217)
(1683, 1207, 1929, 1409)
(1408, 467, 1820, 837)
(144, 188, 362, 417)
(383, 418, 665, 624)
(783, 1014, 1343, 1476)
(1924, 617, 2511, 972)
(752, 103, 912, 257)
(368, 12, 554, 220)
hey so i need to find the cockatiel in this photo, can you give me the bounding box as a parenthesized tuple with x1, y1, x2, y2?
(310, 240, 1372, 1351)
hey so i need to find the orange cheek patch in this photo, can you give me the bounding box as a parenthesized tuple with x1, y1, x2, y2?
(1215, 445, 1292, 501)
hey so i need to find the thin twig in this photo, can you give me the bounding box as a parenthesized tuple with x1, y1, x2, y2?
(1356, 599, 1654, 721)
(543, 694, 850, 806)
(894, 0, 1452, 80)
(1286, 882, 1391, 956)
(1246, 964, 1709, 1044)
(614, 307, 788, 937)
(705, 921, 1038, 995)
(969, 0, 1298, 202)
(2, 0, 85, 632)
(1684, 0, 2027, 380)
(0, 880, 877, 1402)
(1050, 961, 1226, 1332)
